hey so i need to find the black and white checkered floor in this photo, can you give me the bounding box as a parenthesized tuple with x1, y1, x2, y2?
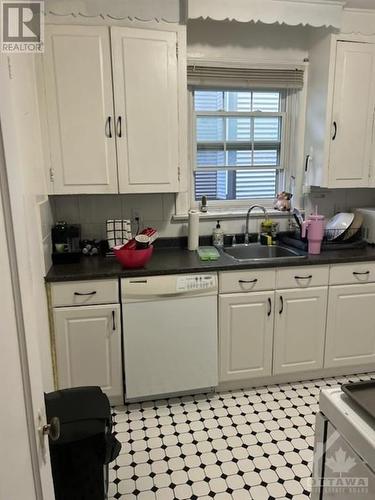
(108, 372, 375, 500)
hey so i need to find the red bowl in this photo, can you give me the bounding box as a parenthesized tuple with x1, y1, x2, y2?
(113, 245, 153, 269)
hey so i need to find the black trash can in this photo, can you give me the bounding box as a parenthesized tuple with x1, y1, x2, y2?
(45, 386, 121, 500)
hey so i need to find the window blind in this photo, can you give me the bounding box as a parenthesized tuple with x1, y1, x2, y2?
(188, 65, 304, 89)
(193, 89, 285, 201)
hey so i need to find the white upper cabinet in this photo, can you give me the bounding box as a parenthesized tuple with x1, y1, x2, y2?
(328, 42, 375, 187)
(304, 35, 375, 189)
(43, 24, 185, 194)
(44, 25, 118, 194)
(111, 27, 180, 193)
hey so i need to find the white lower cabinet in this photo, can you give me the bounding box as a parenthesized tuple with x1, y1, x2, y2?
(273, 287, 328, 375)
(53, 304, 123, 404)
(219, 291, 274, 382)
(325, 284, 375, 368)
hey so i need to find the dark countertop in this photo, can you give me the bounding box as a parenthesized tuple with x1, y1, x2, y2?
(45, 244, 375, 282)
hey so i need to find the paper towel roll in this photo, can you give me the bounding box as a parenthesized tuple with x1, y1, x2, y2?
(188, 210, 200, 251)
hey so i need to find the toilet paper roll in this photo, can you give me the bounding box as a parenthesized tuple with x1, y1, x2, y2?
(188, 210, 200, 251)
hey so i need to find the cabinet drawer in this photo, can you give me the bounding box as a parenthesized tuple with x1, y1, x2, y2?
(51, 279, 119, 307)
(219, 269, 275, 294)
(329, 262, 375, 285)
(276, 266, 329, 289)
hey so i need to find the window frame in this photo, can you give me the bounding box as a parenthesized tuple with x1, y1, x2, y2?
(188, 86, 291, 209)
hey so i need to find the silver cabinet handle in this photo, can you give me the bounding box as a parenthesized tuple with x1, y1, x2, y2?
(332, 121, 337, 140)
(304, 154, 310, 173)
(279, 295, 284, 314)
(116, 116, 122, 137)
(105, 116, 112, 138)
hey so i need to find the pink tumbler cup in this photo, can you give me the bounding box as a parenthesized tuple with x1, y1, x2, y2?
(301, 214, 325, 254)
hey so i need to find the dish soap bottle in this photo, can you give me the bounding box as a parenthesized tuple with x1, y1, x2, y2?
(212, 220, 224, 247)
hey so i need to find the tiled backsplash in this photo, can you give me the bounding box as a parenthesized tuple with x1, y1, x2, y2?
(50, 193, 289, 240)
(305, 188, 375, 218)
(51, 194, 180, 239)
(48, 189, 375, 244)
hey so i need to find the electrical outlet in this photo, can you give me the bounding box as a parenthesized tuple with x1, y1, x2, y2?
(131, 208, 143, 233)
(131, 208, 141, 221)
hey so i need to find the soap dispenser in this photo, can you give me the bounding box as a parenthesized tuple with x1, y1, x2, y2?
(212, 220, 224, 247)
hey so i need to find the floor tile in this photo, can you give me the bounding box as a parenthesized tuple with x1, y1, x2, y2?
(110, 371, 375, 499)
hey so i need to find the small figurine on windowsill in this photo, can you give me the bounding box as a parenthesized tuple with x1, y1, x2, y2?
(274, 191, 293, 212)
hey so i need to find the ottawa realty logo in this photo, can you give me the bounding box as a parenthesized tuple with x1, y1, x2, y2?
(1, 1, 44, 53)
(311, 446, 369, 495)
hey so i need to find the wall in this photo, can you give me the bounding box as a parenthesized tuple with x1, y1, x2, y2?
(0, 129, 38, 500)
(51, 194, 179, 238)
(187, 19, 310, 64)
(305, 189, 375, 218)
(51, 193, 293, 240)
(0, 54, 54, 393)
(0, 52, 56, 496)
(50, 188, 375, 242)
(341, 8, 375, 35)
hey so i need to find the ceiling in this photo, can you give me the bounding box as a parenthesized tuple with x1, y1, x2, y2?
(344, 0, 375, 8)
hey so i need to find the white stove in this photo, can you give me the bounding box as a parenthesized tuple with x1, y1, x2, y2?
(312, 386, 375, 500)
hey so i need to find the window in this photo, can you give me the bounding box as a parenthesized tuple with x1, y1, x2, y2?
(192, 89, 286, 203)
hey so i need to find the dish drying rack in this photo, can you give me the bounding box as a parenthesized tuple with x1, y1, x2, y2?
(324, 226, 363, 242)
(280, 227, 366, 252)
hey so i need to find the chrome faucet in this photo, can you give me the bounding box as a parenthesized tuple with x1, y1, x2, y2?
(245, 205, 267, 244)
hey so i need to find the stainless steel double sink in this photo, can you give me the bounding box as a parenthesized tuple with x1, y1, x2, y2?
(223, 243, 306, 262)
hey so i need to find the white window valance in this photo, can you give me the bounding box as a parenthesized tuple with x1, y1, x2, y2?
(187, 64, 304, 89)
(188, 0, 345, 29)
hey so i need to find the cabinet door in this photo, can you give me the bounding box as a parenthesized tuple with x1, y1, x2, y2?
(219, 292, 274, 382)
(273, 287, 327, 375)
(328, 42, 375, 187)
(44, 25, 118, 194)
(325, 284, 375, 368)
(54, 304, 123, 404)
(111, 27, 179, 193)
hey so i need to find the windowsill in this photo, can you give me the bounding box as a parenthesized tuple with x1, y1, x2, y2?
(172, 208, 303, 222)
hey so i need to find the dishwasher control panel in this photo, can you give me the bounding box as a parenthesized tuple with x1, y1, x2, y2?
(176, 275, 216, 291)
(122, 274, 217, 300)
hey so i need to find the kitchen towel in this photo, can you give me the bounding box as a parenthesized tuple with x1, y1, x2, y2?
(188, 210, 200, 251)
(106, 219, 132, 249)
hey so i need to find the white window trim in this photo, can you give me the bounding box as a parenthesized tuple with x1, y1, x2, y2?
(175, 73, 303, 217)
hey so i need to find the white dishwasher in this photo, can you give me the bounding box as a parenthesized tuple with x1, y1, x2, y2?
(121, 273, 218, 401)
